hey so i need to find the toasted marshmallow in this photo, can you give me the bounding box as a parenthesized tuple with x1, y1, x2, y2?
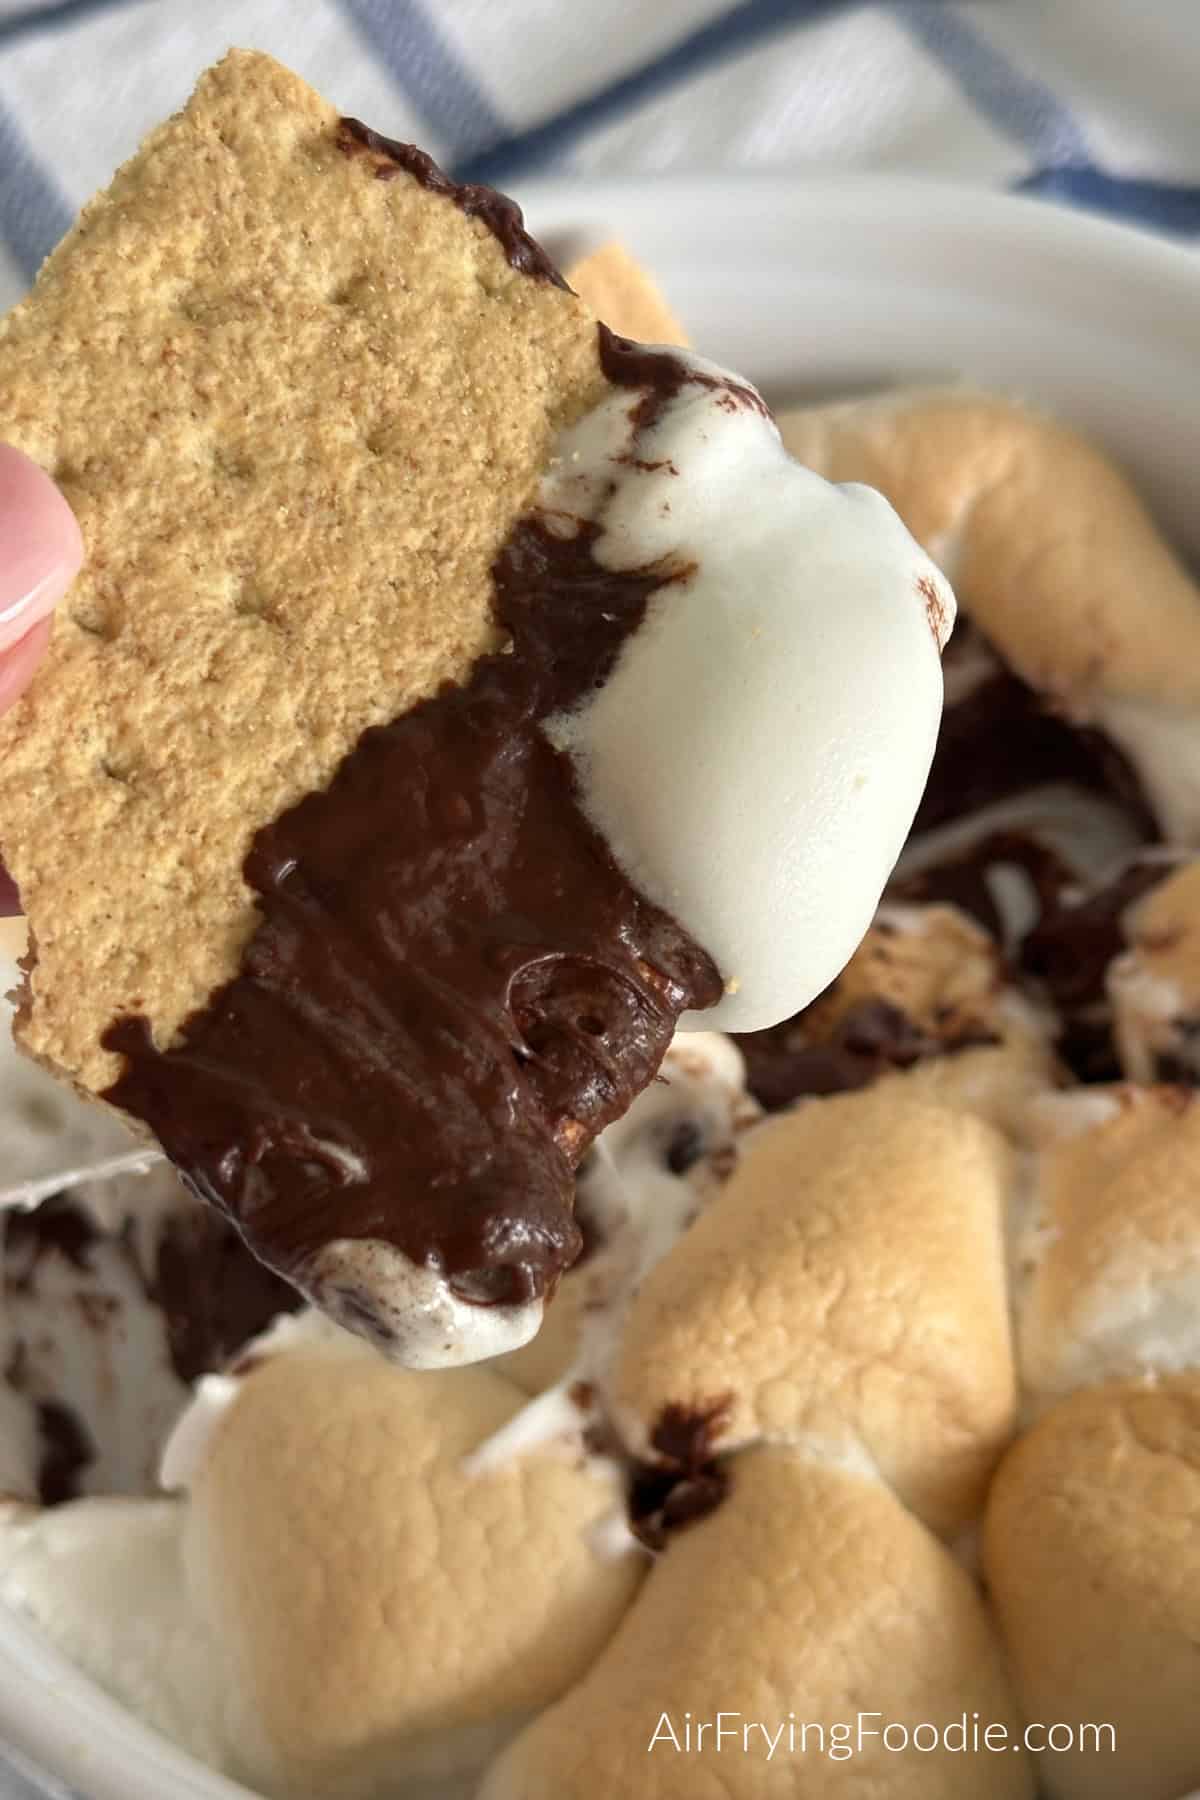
(737, 903, 1058, 1134)
(610, 1087, 1019, 1535)
(1110, 858, 1200, 1083)
(983, 1376, 1200, 1800)
(565, 242, 689, 348)
(542, 354, 954, 1034)
(483, 1445, 1033, 1800)
(1016, 1085, 1200, 1413)
(173, 1321, 642, 1798)
(778, 388, 1200, 842)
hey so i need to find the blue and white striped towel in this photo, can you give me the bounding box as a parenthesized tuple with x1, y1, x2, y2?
(0, 5, 1198, 1797)
(0, 0, 1199, 318)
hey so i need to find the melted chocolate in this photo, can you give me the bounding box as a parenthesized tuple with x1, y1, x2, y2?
(650, 1396, 733, 1466)
(1020, 855, 1171, 1082)
(597, 327, 768, 434)
(629, 1397, 733, 1551)
(103, 490, 721, 1320)
(3, 1197, 100, 1295)
(151, 1210, 303, 1385)
(734, 996, 995, 1114)
(336, 118, 568, 290)
(36, 1400, 93, 1507)
(890, 830, 1079, 941)
(629, 1463, 730, 1551)
(920, 625, 1158, 840)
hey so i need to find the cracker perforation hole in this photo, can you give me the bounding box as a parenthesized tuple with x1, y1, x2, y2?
(233, 585, 284, 629)
(99, 758, 134, 786)
(330, 273, 374, 310)
(212, 446, 255, 481)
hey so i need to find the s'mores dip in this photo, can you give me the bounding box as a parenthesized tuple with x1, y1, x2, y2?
(0, 51, 952, 1367)
(5, 46, 1200, 1800)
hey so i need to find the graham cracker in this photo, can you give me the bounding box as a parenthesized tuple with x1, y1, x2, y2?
(0, 49, 607, 1094)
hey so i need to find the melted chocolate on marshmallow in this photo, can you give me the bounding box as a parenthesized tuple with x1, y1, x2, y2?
(103, 363, 723, 1333)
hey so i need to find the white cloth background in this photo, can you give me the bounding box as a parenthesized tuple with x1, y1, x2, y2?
(0, 0, 1198, 316)
(0, 2, 1198, 1795)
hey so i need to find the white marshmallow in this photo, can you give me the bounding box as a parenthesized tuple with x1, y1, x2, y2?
(540, 349, 955, 1031)
(0, 1500, 236, 1776)
(1095, 693, 1200, 843)
(303, 1237, 544, 1370)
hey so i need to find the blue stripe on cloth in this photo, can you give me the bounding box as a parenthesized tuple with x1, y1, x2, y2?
(452, 0, 857, 185)
(1018, 166, 1200, 236)
(0, 0, 135, 50)
(0, 98, 73, 281)
(339, 0, 507, 157)
(889, 1, 1091, 165)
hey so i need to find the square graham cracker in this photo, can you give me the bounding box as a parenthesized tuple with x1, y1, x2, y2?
(0, 49, 607, 1094)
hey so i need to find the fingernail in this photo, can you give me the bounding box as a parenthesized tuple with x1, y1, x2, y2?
(0, 446, 84, 654)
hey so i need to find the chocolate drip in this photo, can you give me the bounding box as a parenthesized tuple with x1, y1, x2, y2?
(103, 496, 721, 1322)
(336, 118, 568, 290)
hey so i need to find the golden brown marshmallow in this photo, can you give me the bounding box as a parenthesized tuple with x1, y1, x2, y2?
(1110, 859, 1200, 1082)
(777, 387, 1200, 713)
(1016, 1085, 1200, 1413)
(483, 1445, 1034, 1800)
(983, 1375, 1200, 1800)
(610, 1088, 1019, 1535)
(180, 1327, 642, 1798)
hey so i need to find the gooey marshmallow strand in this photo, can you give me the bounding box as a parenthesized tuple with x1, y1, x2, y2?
(541, 346, 956, 1033)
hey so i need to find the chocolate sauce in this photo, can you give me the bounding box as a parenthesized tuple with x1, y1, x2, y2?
(629, 1397, 733, 1551)
(35, 1400, 93, 1506)
(650, 1396, 733, 1466)
(336, 118, 568, 290)
(103, 498, 721, 1324)
(734, 997, 995, 1114)
(629, 1463, 730, 1551)
(151, 1211, 303, 1385)
(597, 327, 768, 434)
(919, 625, 1158, 840)
(1020, 854, 1171, 1082)
(890, 831, 1079, 942)
(3, 1197, 101, 1295)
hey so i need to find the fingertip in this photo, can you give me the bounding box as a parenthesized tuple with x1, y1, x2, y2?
(0, 446, 84, 654)
(0, 614, 53, 716)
